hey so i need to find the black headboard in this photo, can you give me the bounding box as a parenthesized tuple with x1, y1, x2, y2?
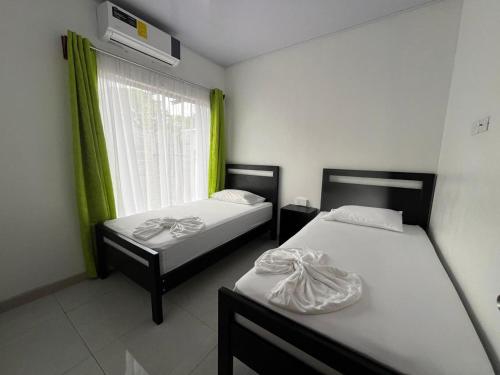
(225, 164, 280, 236)
(320, 169, 436, 229)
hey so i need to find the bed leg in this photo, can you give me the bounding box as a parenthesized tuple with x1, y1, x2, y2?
(95, 224, 109, 279)
(218, 288, 233, 375)
(269, 219, 278, 241)
(150, 253, 164, 324)
(270, 228, 277, 241)
(151, 290, 164, 325)
(270, 221, 277, 241)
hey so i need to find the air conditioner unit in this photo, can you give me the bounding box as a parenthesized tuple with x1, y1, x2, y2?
(97, 1, 180, 66)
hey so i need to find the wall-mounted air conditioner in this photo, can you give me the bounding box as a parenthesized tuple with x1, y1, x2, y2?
(97, 1, 180, 66)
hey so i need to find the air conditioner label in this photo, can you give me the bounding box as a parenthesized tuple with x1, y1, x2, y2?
(112, 6, 137, 28)
(137, 20, 148, 39)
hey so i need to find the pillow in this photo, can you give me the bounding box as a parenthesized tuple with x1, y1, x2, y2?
(211, 189, 266, 205)
(323, 205, 403, 232)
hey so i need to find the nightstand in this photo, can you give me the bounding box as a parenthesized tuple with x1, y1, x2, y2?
(279, 205, 319, 245)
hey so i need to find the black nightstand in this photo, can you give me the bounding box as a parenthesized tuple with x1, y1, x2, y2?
(279, 205, 319, 245)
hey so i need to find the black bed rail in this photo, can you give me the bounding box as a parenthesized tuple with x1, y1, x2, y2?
(218, 287, 401, 375)
(95, 223, 163, 323)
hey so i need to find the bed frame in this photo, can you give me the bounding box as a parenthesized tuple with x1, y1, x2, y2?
(95, 163, 279, 324)
(218, 168, 436, 374)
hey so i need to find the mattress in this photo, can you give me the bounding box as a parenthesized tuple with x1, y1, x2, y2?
(235, 213, 494, 375)
(104, 199, 272, 274)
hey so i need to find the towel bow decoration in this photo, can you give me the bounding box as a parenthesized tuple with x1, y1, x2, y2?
(254, 248, 362, 314)
(133, 216, 205, 241)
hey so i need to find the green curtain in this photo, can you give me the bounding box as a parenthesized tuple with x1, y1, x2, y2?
(208, 88, 226, 196)
(67, 31, 116, 277)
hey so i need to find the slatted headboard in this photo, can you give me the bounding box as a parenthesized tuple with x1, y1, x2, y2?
(320, 169, 436, 229)
(225, 164, 280, 237)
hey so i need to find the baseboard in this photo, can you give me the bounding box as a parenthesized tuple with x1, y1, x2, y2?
(0, 273, 87, 314)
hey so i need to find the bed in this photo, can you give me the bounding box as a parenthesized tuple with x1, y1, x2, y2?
(95, 164, 279, 324)
(218, 169, 494, 375)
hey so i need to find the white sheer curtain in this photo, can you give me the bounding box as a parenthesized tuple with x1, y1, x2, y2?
(97, 54, 210, 217)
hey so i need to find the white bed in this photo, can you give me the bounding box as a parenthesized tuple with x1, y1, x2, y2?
(234, 213, 494, 375)
(105, 199, 272, 273)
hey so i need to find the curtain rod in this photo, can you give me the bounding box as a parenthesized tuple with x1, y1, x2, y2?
(61, 35, 211, 91)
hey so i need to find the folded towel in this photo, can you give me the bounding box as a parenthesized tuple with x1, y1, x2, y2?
(254, 248, 362, 314)
(133, 216, 205, 241)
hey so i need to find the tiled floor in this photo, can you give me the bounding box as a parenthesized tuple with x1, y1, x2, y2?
(0, 234, 276, 375)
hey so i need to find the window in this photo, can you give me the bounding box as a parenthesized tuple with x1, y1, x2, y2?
(97, 54, 210, 217)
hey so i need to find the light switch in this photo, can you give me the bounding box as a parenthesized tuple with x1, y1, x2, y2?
(477, 116, 490, 133)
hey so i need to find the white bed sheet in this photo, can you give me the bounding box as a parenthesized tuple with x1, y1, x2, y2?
(105, 199, 272, 274)
(235, 213, 494, 375)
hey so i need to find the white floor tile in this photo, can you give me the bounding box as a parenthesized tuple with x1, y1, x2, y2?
(169, 237, 275, 330)
(56, 273, 133, 312)
(0, 235, 274, 375)
(0, 316, 90, 375)
(0, 295, 65, 347)
(64, 357, 104, 375)
(167, 273, 221, 330)
(190, 346, 257, 375)
(67, 280, 151, 352)
(94, 304, 216, 375)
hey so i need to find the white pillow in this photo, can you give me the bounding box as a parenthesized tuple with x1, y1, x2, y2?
(211, 189, 266, 205)
(323, 205, 403, 232)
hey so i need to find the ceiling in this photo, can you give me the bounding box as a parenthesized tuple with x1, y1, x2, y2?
(114, 0, 436, 67)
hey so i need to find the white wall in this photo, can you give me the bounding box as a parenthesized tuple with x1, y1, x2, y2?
(225, 0, 462, 208)
(0, 0, 224, 301)
(430, 0, 500, 368)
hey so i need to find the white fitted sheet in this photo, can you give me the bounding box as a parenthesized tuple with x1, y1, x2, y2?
(235, 213, 494, 375)
(105, 199, 272, 274)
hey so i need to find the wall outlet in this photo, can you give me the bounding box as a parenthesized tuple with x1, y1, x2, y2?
(294, 197, 310, 207)
(471, 116, 490, 135)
